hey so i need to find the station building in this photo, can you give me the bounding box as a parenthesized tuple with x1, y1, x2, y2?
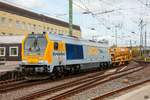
(0, 2, 81, 37)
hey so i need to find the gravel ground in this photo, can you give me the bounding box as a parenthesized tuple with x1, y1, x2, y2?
(0, 61, 141, 100)
(67, 64, 150, 100)
(0, 69, 104, 100)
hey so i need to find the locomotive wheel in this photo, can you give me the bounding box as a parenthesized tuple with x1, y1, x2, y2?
(69, 65, 81, 74)
(105, 62, 109, 69)
(109, 62, 113, 68)
(69, 67, 74, 74)
(103, 62, 106, 69)
(56, 66, 64, 79)
(99, 63, 104, 70)
(51, 66, 64, 79)
(59, 66, 65, 78)
(103, 62, 107, 70)
(51, 73, 57, 80)
(76, 65, 81, 73)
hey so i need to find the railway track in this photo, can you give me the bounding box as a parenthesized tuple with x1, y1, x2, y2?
(0, 79, 23, 85)
(0, 79, 54, 93)
(0, 65, 127, 93)
(92, 78, 150, 100)
(0, 70, 104, 93)
(0, 70, 24, 82)
(0, 77, 26, 92)
(0, 79, 28, 93)
(15, 65, 144, 100)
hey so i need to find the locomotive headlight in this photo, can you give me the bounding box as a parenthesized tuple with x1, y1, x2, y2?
(21, 60, 27, 64)
(39, 60, 44, 64)
(38, 60, 48, 64)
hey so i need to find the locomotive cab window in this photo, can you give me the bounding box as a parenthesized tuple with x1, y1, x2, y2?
(54, 42, 58, 50)
(24, 34, 47, 55)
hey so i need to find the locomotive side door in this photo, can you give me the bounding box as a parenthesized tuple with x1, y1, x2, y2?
(53, 41, 65, 66)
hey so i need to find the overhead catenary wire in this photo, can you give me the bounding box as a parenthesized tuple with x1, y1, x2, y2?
(74, 0, 114, 32)
(1, 0, 150, 46)
(74, 0, 150, 46)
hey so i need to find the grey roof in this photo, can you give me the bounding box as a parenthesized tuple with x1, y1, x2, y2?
(0, 35, 25, 44)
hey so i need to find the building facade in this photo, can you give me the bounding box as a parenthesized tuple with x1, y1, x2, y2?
(0, 2, 81, 37)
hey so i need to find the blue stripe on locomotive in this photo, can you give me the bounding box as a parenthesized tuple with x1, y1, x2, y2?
(66, 43, 84, 60)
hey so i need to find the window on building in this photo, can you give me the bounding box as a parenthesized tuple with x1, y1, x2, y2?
(62, 30, 64, 34)
(47, 27, 50, 31)
(51, 28, 53, 31)
(8, 18, 13, 27)
(9, 47, 18, 56)
(55, 29, 57, 34)
(22, 22, 26, 30)
(37, 25, 39, 32)
(38, 25, 42, 32)
(28, 23, 31, 31)
(16, 20, 21, 29)
(0, 17, 1, 26)
(0, 17, 6, 26)
(30, 24, 34, 31)
(2, 32, 6, 35)
(50, 28, 53, 33)
(0, 47, 5, 56)
(65, 30, 68, 34)
(43, 26, 46, 31)
(58, 30, 61, 34)
(33, 24, 36, 31)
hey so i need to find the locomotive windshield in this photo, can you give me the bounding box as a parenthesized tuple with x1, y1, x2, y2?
(24, 34, 47, 55)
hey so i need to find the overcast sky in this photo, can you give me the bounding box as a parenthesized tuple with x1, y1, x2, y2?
(1, 0, 150, 46)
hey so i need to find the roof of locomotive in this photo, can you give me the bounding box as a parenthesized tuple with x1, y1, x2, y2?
(47, 33, 109, 48)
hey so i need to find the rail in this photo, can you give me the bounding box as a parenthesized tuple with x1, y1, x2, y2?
(92, 78, 150, 100)
(16, 65, 144, 100)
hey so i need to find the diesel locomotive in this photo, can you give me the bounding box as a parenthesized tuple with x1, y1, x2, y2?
(19, 32, 111, 79)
